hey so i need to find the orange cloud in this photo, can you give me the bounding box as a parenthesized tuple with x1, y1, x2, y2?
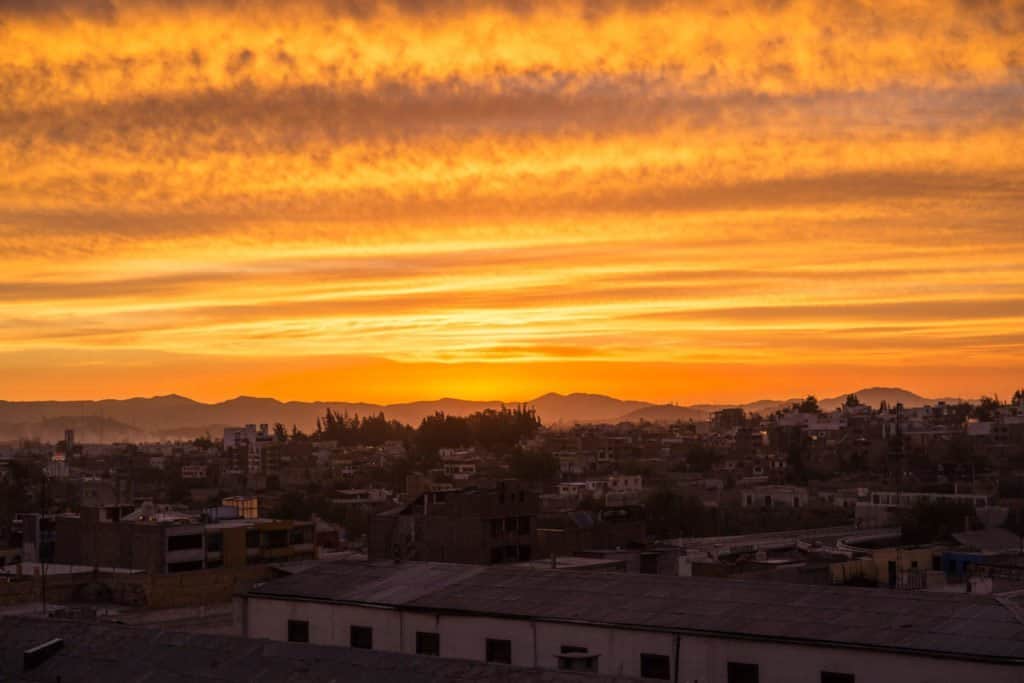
(0, 0, 1021, 402)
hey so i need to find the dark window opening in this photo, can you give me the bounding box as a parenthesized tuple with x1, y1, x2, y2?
(486, 638, 511, 664)
(166, 560, 203, 573)
(561, 645, 587, 654)
(728, 662, 759, 683)
(517, 516, 531, 533)
(350, 625, 373, 649)
(205, 533, 223, 552)
(821, 673, 855, 683)
(640, 653, 671, 680)
(167, 534, 203, 551)
(287, 620, 309, 643)
(416, 631, 440, 656)
(557, 652, 599, 673)
(246, 530, 260, 548)
(265, 529, 288, 548)
(518, 544, 532, 561)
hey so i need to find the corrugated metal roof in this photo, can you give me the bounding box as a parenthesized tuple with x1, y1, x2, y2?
(248, 560, 1024, 663)
(0, 617, 631, 683)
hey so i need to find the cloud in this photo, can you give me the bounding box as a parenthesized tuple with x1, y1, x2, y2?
(0, 0, 1022, 400)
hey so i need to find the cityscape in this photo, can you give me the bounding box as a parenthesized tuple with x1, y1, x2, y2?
(2, 0, 1023, 681)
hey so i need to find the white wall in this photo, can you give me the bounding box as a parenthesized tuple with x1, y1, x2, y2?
(679, 635, 1024, 683)
(241, 596, 1024, 682)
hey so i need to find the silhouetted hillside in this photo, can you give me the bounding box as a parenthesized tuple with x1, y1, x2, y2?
(0, 386, 966, 442)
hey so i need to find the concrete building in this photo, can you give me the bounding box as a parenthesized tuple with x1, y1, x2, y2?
(53, 506, 314, 574)
(237, 559, 1024, 681)
(0, 616, 631, 682)
(741, 485, 810, 509)
(368, 481, 538, 564)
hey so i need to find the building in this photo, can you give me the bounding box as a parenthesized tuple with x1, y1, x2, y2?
(223, 495, 259, 520)
(237, 559, 1024, 681)
(740, 485, 809, 509)
(0, 616, 629, 682)
(53, 504, 314, 574)
(368, 481, 539, 564)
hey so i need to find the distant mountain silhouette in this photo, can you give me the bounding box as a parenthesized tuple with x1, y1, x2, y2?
(0, 387, 967, 442)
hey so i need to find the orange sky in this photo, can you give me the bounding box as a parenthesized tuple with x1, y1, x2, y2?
(1, 0, 1022, 404)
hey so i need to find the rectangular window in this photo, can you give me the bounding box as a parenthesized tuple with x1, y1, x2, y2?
(287, 619, 309, 643)
(205, 533, 223, 552)
(166, 560, 203, 573)
(640, 653, 671, 680)
(728, 662, 759, 683)
(416, 631, 440, 656)
(167, 534, 203, 551)
(821, 674, 854, 683)
(246, 530, 260, 548)
(350, 625, 373, 649)
(557, 652, 599, 673)
(485, 638, 512, 664)
(517, 516, 531, 534)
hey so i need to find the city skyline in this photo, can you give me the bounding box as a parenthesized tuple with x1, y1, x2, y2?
(2, 0, 1022, 403)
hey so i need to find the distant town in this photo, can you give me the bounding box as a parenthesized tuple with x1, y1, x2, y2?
(2, 387, 1024, 680)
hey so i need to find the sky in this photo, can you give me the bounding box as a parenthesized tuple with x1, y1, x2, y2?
(1, 0, 1022, 404)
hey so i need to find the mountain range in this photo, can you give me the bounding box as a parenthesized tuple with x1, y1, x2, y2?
(0, 387, 963, 444)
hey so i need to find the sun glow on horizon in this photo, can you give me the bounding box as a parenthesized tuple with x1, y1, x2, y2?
(1, 0, 1022, 402)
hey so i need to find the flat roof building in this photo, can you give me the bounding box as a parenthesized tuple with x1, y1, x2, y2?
(237, 559, 1024, 681)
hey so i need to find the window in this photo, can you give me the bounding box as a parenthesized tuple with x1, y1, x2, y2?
(265, 529, 288, 548)
(167, 534, 203, 551)
(821, 673, 854, 683)
(166, 560, 203, 573)
(350, 625, 373, 649)
(287, 619, 309, 643)
(206, 533, 223, 552)
(416, 631, 440, 656)
(517, 516, 531, 534)
(557, 651, 599, 673)
(485, 638, 511, 664)
(490, 519, 503, 538)
(246, 530, 260, 548)
(640, 653, 671, 680)
(728, 662, 759, 683)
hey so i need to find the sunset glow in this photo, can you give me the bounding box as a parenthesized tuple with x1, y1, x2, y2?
(2, 0, 1022, 402)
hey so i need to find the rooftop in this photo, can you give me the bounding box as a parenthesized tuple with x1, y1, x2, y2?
(246, 560, 1024, 664)
(0, 616, 627, 682)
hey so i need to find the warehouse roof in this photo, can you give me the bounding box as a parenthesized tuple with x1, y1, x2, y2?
(245, 560, 1024, 664)
(0, 616, 630, 682)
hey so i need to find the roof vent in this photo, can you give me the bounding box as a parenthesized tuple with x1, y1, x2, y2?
(23, 637, 63, 671)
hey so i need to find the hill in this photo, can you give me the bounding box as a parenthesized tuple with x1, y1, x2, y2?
(0, 387, 966, 442)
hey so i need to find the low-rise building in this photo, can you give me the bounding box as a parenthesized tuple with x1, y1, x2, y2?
(237, 559, 1024, 681)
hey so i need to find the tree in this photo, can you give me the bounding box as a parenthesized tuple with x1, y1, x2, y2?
(845, 394, 860, 407)
(797, 395, 820, 414)
(900, 500, 976, 545)
(273, 423, 288, 443)
(973, 395, 1001, 421)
